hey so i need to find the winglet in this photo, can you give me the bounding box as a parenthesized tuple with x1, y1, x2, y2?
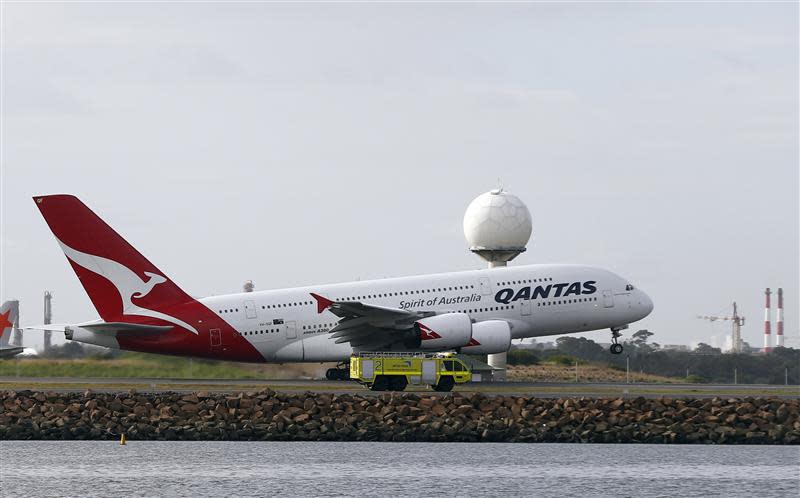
(310, 293, 333, 314)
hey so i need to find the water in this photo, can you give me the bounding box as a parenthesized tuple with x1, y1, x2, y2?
(1, 442, 798, 497)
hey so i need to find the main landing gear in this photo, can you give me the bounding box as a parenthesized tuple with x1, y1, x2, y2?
(609, 325, 628, 355)
(325, 362, 350, 381)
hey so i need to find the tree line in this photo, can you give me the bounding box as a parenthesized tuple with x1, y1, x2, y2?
(508, 331, 799, 385)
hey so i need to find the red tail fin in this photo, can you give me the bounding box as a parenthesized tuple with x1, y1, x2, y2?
(33, 195, 194, 324)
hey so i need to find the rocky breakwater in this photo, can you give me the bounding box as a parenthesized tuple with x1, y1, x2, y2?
(1, 390, 798, 444)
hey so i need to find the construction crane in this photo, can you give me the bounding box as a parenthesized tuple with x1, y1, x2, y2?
(697, 302, 745, 353)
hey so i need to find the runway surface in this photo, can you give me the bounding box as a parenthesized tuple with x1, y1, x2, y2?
(1, 376, 797, 398)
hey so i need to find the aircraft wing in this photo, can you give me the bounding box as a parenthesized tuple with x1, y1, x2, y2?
(310, 293, 435, 349)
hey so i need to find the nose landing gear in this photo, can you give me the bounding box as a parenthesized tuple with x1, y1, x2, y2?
(609, 325, 627, 355)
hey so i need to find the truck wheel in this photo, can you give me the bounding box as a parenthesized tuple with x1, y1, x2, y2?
(370, 375, 389, 391)
(325, 368, 337, 381)
(337, 369, 350, 381)
(433, 376, 455, 392)
(389, 376, 408, 392)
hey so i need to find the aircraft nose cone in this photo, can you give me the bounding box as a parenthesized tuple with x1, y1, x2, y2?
(639, 290, 654, 317)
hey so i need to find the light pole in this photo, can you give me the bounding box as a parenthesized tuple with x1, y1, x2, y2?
(626, 356, 630, 384)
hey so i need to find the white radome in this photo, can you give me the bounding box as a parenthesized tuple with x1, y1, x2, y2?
(463, 188, 532, 250)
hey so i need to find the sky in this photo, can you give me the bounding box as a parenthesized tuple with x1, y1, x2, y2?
(1, 2, 798, 351)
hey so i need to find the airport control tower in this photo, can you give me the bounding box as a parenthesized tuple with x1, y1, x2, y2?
(463, 188, 532, 380)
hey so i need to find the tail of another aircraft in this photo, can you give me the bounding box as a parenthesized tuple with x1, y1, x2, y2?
(0, 300, 24, 358)
(0, 300, 19, 346)
(33, 195, 197, 330)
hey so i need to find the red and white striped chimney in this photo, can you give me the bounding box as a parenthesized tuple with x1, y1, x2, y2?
(763, 288, 772, 353)
(776, 288, 784, 348)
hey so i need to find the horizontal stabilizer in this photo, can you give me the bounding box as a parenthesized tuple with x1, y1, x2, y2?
(81, 322, 173, 336)
(0, 346, 24, 359)
(27, 321, 173, 337)
(24, 324, 70, 332)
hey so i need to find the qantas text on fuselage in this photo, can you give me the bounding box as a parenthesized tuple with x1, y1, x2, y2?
(29, 195, 654, 363)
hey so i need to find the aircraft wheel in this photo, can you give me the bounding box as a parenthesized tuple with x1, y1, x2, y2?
(370, 375, 389, 391)
(336, 369, 350, 381)
(388, 376, 408, 392)
(610, 343, 624, 355)
(433, 376, 455, 392)
(325, 368, 338, 380)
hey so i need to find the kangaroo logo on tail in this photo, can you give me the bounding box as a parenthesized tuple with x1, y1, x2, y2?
(58, 239, 199, 334)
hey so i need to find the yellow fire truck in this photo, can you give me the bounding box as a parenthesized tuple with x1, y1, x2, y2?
(349, 352, 472, 392)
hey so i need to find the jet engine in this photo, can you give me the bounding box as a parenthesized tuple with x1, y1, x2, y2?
(460, 320, 511, 355)
(404, 313, 473, 350)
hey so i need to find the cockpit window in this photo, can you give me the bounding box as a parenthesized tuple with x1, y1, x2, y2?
(625, 284, 635, 291)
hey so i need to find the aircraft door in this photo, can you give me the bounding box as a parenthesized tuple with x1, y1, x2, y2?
(602, 290, 614, 308)
(210, 328, 222, 350)
(244, 300, 257, 319)
(520, 299, 531, 316)
(285, 321, 297, 339)
(479, 277, 491, 296)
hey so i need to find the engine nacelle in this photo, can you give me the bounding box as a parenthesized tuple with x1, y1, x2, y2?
(406, 313, 473, 350)
(460, 320, 511, 355)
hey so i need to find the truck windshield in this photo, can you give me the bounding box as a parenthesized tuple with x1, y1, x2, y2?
(442, 360, 454, 372)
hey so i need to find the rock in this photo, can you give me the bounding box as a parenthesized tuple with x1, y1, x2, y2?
(181, 404, 199, 414)
(775, 404, 788, 423)
(1, 391, 796, 444)
(610, 399, 625, 410)
(453, 405, 472, 417)
(181, 394, 200, 404)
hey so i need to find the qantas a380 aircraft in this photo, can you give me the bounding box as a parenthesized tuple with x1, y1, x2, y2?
(32, 195, 653, 373)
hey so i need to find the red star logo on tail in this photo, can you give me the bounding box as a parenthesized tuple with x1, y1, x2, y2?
(0, 310, 12, 330)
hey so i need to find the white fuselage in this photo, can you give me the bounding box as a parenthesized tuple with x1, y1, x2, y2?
(200, 264, 653, 362)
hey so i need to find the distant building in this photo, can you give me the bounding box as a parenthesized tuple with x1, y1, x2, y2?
(661, 344, 690, 352)
(515, 340, 556, 351)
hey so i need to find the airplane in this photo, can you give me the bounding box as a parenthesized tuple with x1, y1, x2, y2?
(30, 194, 653, 379)
(0, 301, 24, 359)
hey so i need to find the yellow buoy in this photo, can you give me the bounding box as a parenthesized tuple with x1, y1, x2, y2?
(120, 433, 127, 445)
